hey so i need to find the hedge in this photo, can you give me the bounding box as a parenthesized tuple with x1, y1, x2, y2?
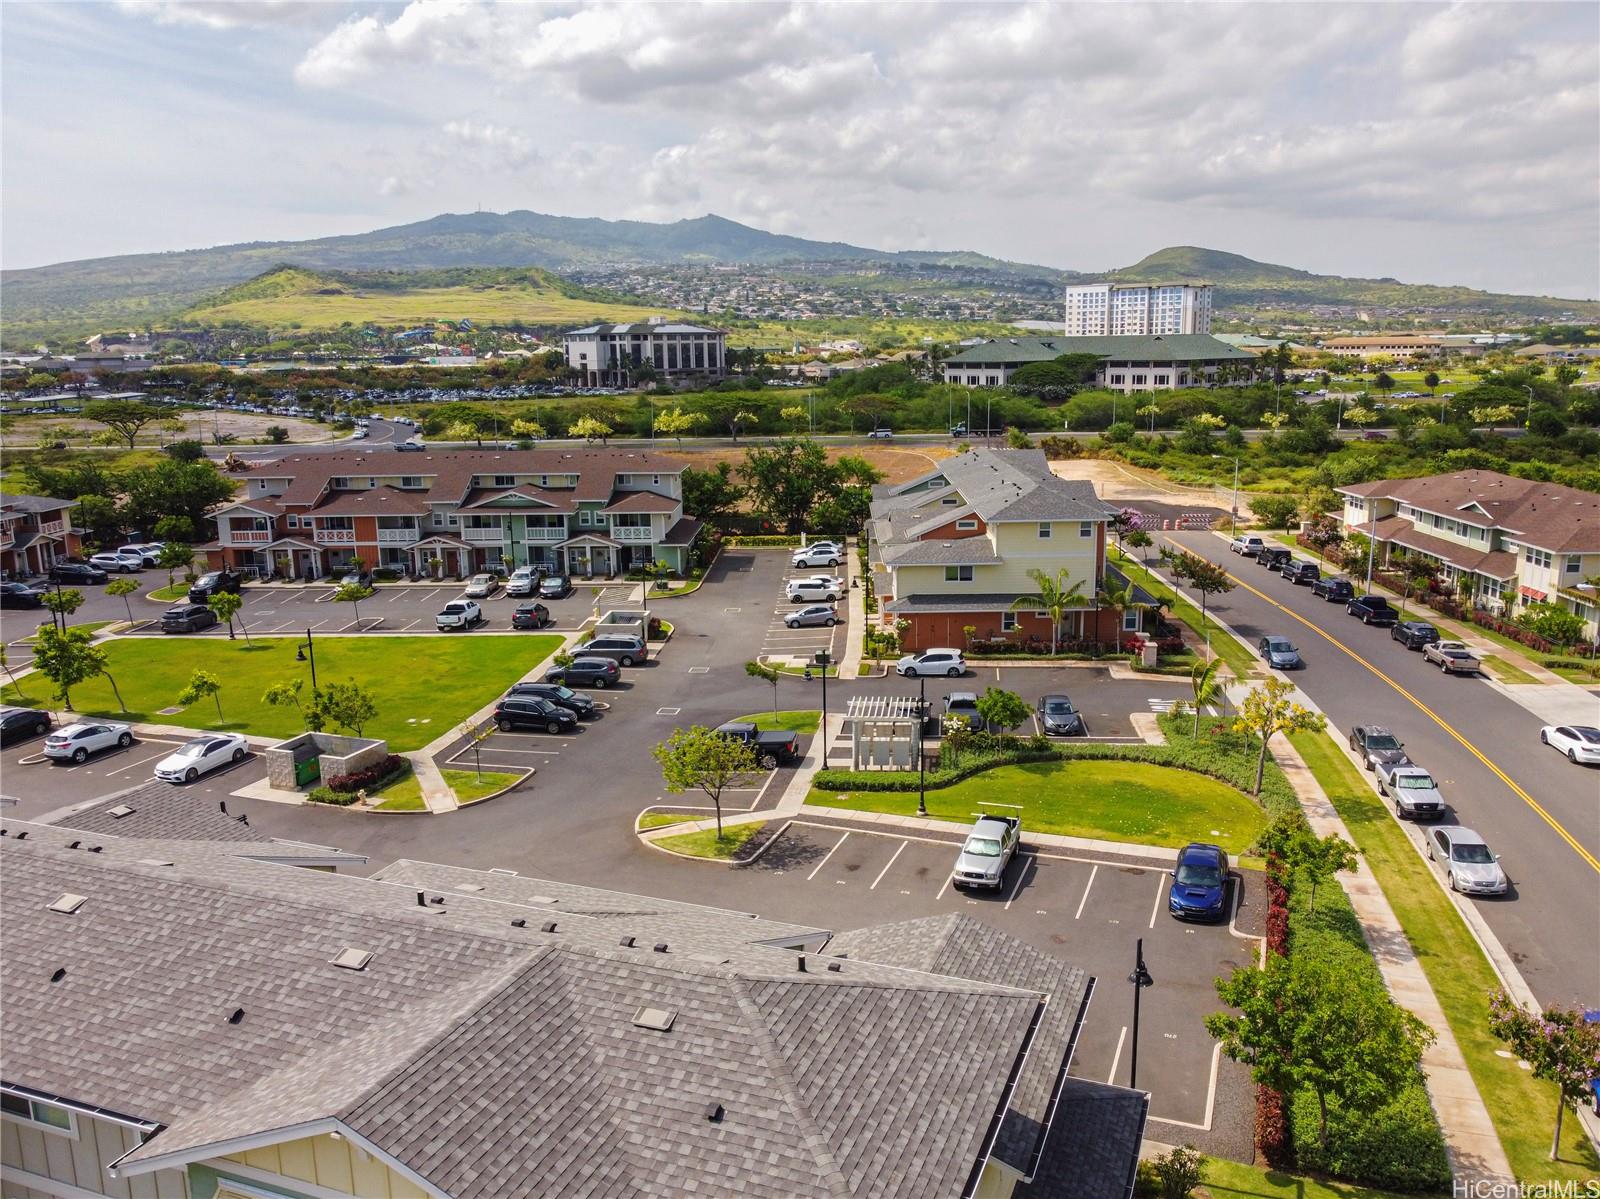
(1290, 1089, 1452, 1193)
(723, 535, 807, 547)
(327, 753, 409, 794)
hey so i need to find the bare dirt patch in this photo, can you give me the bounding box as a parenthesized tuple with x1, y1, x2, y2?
(660, 443, 952, 486)
(1, 410, 338, 450)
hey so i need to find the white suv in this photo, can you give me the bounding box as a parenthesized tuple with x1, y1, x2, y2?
(895, 648, 966, 677)
(786, 577, 844, 603)
(1229, 535, 1266, 556)
(505, 566, 539, 597)
(792, 543, 843, 568)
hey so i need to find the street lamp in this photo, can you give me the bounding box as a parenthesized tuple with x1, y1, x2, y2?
(1576, 583, 1600, 678)
(1365, 497, 1379, 593)
(1213, 454, 1241, 538)
(1127, 938, 1154, 1090)
(917, 673, 928, 818)
(811, 650, 832, 735)
(294, 627, 320, 694)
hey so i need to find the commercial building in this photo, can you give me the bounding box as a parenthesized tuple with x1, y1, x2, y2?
(1063, 283, 1212, 336)
(202, 449, 701, 581)
(0, 493, 83, 577)
(562, 318, 728, 387)
(941, 335, 1255, 393)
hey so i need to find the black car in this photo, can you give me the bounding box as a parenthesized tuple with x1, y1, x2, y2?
(162, 603, 219, 634)
(49, 562, 108, 585)
(189, 569, 243, 603)
(1257, 547, 1293, 570)
(1391, 621, 1440, 650)
(543, 656, 621, 689)
(1311, 577, 1354, 602)
(538, 575, 573, 599)
(0, 706, 52, 747)
(506, 681, 597, 718)
(1346, 595, 1398, 626)
(0, 582, 44, 609)
(492, 695, 578, 734)
(1281, 560, 1321, 585)
(511, 601, 552, 630)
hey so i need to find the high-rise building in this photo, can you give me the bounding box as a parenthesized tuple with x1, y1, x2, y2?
(1063, 282, 1213, 336)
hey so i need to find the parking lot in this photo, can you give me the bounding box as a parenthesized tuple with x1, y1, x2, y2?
(763, 557, 851, 666)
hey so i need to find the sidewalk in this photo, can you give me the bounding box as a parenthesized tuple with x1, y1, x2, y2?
(839, 543, 866, 680)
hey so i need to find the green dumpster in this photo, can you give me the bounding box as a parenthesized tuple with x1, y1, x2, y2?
(294, 756, 321, 787)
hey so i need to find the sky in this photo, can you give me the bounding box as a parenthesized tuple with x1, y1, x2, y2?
(3, 0, 1597, 298)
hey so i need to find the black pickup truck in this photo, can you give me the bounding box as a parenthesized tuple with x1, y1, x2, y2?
(714, 722, 802, 769)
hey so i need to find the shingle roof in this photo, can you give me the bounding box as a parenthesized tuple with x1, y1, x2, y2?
(882, 538, 1003, 567)
(873, 450, 1114, 526)
(661, 515, 704, 546)
(1016, 1079, 1148, 1199)
(883, 592, 1036, 615)
(311, 485, 431, 517)
(0, 492, 73, 515)
(944, 335, 1252, 367)
(602, 489, 680, 514)
(1337, 469, 1600, 553)
(1363, 516, 1519, 578)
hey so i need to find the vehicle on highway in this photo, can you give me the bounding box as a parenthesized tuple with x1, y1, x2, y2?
(154, 733, 249, 783)
(791, 543, 843, 568)
(507, 682, 597, 719)
(1257, 635, 1304, 670)
(49, 562, 108, 585)
(942, 692, 986, 732)
(867, 428, 893, 439)
(189, 569, 242, 603)
(1167, 842, 1230, 921)
(895, 648, 966, 677)
(1281, 560, 1321, 585)
(396, 439, 426, 452)
(949, 423, 967, 437)
(543, 656, 620, 689)
(44, 721, 133, 763)
(161, 603, 220, 634)
(1422, 640, 1481, 675)
(714, 721, 801, 768)
(435, 600, 484, 630)
(1376, 764, 1445, 820)
(505, 566, 539, 597)
(1349, 724, 1409, 772)
(1311, 577, 1355, 602)
(1256, 547, 1293, 570)
(89, 551, 144, 574)
(1390, 621, 1440, 650)
(951, 814, 1020, 891)
(580, 635, 647, 666)
(493, 695, 578, 734)
(786, 577, 843, 603)
(1036, 694, 1086, 736)
(0, 706, 52, 748)
(1229, 535, 1266, 556)
(510, 601, 552, 630)
(1426, 826, 1508, 895)
(0, 581, 44, 609)
(1539, 724, 1600, 765)
(464, 573, 500, 599)
(784, 604, 839, 629)
(538, 575, 573, 599)
(1346, 595, 1398, 626)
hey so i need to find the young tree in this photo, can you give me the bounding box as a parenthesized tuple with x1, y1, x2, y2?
(681, 462, 746, 524)
(510, 418, 546, 441)
(157, 542, 195, 588)
(1231, 676, 1326, 795)
(1397, 555, 1436, 618)
(1005, 426, 1031, 449)
(976, 687, 1029, 735)
(1124, 528, 1153, 563)
(652, 724, 760, 840)
(458, 716, 496, 781)
(654, 407, 704, 444)
(208, 590, 250, 644)
(1249, 495, 1300, 529)
(178, 668, 225, 723)
(744, 659, 781, 715)
(41, 587, 85, 633)
(1294, 830, 1359, 914)
(153, 514, 195, 544)
(1179, 553, 1236, 651)
(0, 644, 29, 700)
(1149, 1145, 1204, 1199)
(1373, 373, 1396, 401)
(262, 678, 325, 731)
(82, 399, 165, 449)
(1096, 573, 1146, 654)
(30, 625, 100, 710)
(1423, 371, 1441, 398)
(569, 415, 613, 444)
(320, 680, 378, 737)
(1189, 658, 1223, 739)
(332, 581, 375, 630)
(1518, 601, 1585, 653)
(1011, 567, 1088, 655)
(1487, 990, 1600, 1159)
(106, 577, 142, 625)
(441, 419, 483, 445)
(1302, 515, 1344, 566)
(779, 405, 808, 431)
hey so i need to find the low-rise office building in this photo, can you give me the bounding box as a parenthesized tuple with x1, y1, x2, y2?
(563, 318, 728, 387)
(941, 335, 1255, 393)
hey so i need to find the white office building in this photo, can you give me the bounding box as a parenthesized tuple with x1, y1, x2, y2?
(1064, 283, 1213, 336)
(563, 318, 727, 387)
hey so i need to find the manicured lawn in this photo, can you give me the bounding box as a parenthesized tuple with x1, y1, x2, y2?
(1112, 550, 1258, 681)
(443, 768, 521, 804)
(733, 709, 821, 734)
(1480, 654, 1539, 685)
(1202, 1156, 1413, 1199)
(637, 811, 698, 831)
(149, 583, 189, 602)
(1541, 657, 1600, 686)
(1288, 730, 1600, 1184)
(1, 635, 561, 753)
(20, 620, 112, 642)
(809, 758, 1268, 856)
(654, 822, 766, 859)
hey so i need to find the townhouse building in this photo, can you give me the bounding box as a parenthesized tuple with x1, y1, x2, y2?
(1336, 469, 1600, 636)
(0, 493, 83, 577)
(203, 449, 701, 581)
(562, 318, 728, 387)
(1063, 282, 1213, 336)
(941, 334, 1255, 393)
(868, 449, 1152, 650)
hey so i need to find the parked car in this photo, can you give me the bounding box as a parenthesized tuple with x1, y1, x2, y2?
(942, 692, 986, 732)
(493, 695, 578, 734)
(791, 543, 843, 568)
(505, 566, 539, 596)
(1256, 547, 1292, 570)
(786, 577, 843, 603)
(1229, 535, 1266, 556)
(162, 603, 219, 634)
(464, 573, 500, 598)
(507, 682, 597, 719)
(1540, 724, 1600, 764)
(539, 575, 573, 599)
(1281, 560, 1320, 585)
(1391, 621, 1440, 650)
(0, 706, 52, 748)
(1422, 640, 1481, 675)
(1349, 724, 1409, 772)
(338, 568, 374, 588)
(396, 439, 425, 452)
(949, 423, 968, 437)
(154, 733, 250, 783)
(510, 601, 552, 630)
(1036, 694, 1086, 736)
(543, 656, 620, 689)
(1257, 635, 1304, 670)
(49, 562, 108, 585)
(44, 721, 133, 763)
(1426, 826, 1508, 895)
(117, 542, 164, 566)
(1346, 595, 1398, 626)
(1167, 842, 1230, 921)
(867, 428, 894, 439)
(951, 814, 1020, 891)
(89, 551, 143, 574)
(895, 648, 966, 677)
(580, 635, 646, 666)
(188, 569, 242, 603)
(714, 721, 801, 768)
(436, 600, 484, 630)
(1376, 764, 1445, 820)
(785, 604, 839, 629)
(1311, 577, 1355, 602)
(0, 581, 44, 609)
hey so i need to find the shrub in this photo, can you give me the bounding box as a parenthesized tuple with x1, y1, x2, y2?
(307, 786, 361, 806)
(1255, 1084, 1292, 1167)
(723, 534, 806, 547)
(1289, 1087, 1452, 1192)
(326, 753, 409, 794)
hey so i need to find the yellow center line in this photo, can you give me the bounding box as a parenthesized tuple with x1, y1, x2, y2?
(1213, 555, 1599, 874)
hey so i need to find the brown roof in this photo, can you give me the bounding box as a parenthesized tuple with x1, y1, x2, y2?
(1339, 470, 1600, 552)
(1366, 516, 1518, 577)
(458, 486, 576, 513)
(311, 486, 431, 517)
(603, 490, 679, 514)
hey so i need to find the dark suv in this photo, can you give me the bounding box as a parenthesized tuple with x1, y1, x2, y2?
(189, 569, 243, 603)
(1281, 560, 1321, 585)
(493, 695, 578, 734)
(162, 603, 219, 634)
(543, 656, 621, 689)
(1257, 547, 1293, 570)
(506, 681, 597, 719)
(1311, 577, 1354, 603)
(1391, 621, 1440, 650)
(50, 562, 108, 585)
(1346, 595, 1398, 626)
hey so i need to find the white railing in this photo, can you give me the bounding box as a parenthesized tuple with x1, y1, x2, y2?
(612, 526, 654, 542)
(524, 527, 567, 542)
(378, 528, 420, 543)
(314, 528, 356, 545)
(38, 520, 66, 537)
(462, 526, 505, 543)
(0, 531, 14, 550)
(228, 529, 272, 544)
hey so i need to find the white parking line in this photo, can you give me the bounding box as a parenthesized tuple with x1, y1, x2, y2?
(935, 871, 953, 901)
(869, 841, 907, 890)
(1149, 1043, 1223, 1131)
(104, 748, 177, 777)
(1074, 864, 1099, 919)
(1003, 854, 1033, 910)
(1148, 872, 1166, 928)
(1106, 1026, 1128, 1086)
(806, 831, 850, 881)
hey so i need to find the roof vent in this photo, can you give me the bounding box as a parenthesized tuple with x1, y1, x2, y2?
(14, 831, 25, 840)
(632, 1006, 676, 1032)
(48, 893, 86, 915)
(50, 967, 66, 983)
(619, 935, 636, 948)
(510, 918, 527, 928)
(489, 868, 518, 876)
(108, 805, 135, 819)
(704, 1102, 725, 1123)
(416, 890, 428, 907)
(331, 948, 373, 972)
(67, 841, 81, 850)
(653, 942, 669, 954)
(541, 921, 558, 933)
(826, 962, 843, 973)
(530, 895, 558, 904)
(429, 896, 445, 905)
(87, 846, 102, 853)
(453, 883, 484, 893)
(219, 801, 228, 815)
(796, 955, 807, 973)
(227, 1008, 245, 1025)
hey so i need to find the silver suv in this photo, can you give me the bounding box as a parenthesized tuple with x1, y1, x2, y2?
(580, 635, 646, 667)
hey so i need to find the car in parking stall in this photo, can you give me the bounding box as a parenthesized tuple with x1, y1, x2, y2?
(510, 601, 553, 630)
(0, 581, 44, 609)
(188, 569, 242, 603)
(44, 721, 133, 763)
(941, 692, 986, 732)
(1346, 595, 1398, 626)
(1311, 577, 1355, 603)
(1229, 535, 1266, 557)
(116, 542, 164, 566)
(786, 576, 844, 603)
(162, 604, 220, 634)
(895, 647, 966, 677)
(1376, 764, 1446, 820)
(950, 814, 1020, 891)
(714, 721, 802, 768)
(338, 567, 374, 588)
(1257, 635, 1304, 670)
(435, 600, 484, 630)
(543, 656, 621, 689)
(1350, 724, 1409, 772)
(1168, 842, 1231, 922)
(153, 733, 250, 783)
(1422, 640, 1481, 675)
(505, 566, 539, 597)
(539, 575, 573, 600)
(784, 604, 839, 629)
(492, 695, 578, 734)
(1426, 826, 1508, 895)
(1390, 620, 1440, 650)
(791, 542, 843, 569)
(507, 682, 597, 719)
(49, 561, 108, 586)
(1539, 724, 1600, 765)
(89, 551, 144, 574)
(1036, 694, 1086, 736)
(464, 573, 500, 599)
(579, 635, 647, 666)
(0, 706, 52, 748)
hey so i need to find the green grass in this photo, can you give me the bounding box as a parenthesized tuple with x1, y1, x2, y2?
(149, 583, 190, 602)
(1112, 550, 1258, 681)
(653, 822, 767, 859)
(19, 620, 112, 642)
(1540, 657, 1600, 686)
(732, 709, 821, 734)
(1288, 729, 1600, 1184)
(809, 758, 1268, 856)
(1480, 654, 1540, 685)
(2, 635, 561, 752)
(442, 768, 521, 804)
(1202, 1155, 1414, 1199)
(637, 811, 698, 831)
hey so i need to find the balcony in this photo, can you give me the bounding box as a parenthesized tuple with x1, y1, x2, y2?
(524, 527, 568, 542)
(314, 528, 356, 545)
(378, 527, 421, 544)
(462, 526, 505, 544)
(38, 519, 66, 538)
(612, 526, 654, 542)
(228, 529, 273, 544)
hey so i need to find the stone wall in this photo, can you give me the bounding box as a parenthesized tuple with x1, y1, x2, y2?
(264, 732, 388, 791)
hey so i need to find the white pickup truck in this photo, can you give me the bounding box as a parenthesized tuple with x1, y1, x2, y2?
(436, 600, 484, 631)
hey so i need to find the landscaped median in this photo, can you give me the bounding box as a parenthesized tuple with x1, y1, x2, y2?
(650, 821, 769, 860)
(371, 768, 523, 811)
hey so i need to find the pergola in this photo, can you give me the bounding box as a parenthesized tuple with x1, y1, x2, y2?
(841, 695, 924, 770)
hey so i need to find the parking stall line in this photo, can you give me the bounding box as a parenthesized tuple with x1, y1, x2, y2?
(935, 872, 953, 902)
(1105, 1026, 1128, 1086)
(868, 841, 907, 890)
(1074, 864, 1099, 920)
(1003, 854, 1035, 910)
(805, 831, 851, 881)
(1149, 1043, 1223, 1132)
(104, 748, 177, 777)
(1148, 873, 1166, 928)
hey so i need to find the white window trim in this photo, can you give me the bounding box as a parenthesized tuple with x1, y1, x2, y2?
(1037, 522, 1051, 539)
(1001, 612, 1019, 632)
(955, 519, 978, 531)
(1, 1096, 78, 1138)
(1079, 521, 1093, 538)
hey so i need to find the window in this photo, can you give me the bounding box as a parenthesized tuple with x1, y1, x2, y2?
(1110, 374, 1125, 385)
(1, 1093, 75, 1134)
(955, 519, 978, 531)
(1564, 556, 1583, 576)
(330, 477, 350, 489)
(494, 475, 515, 487)
(1037, 522, 1052, 539)
(579, 510, 591, 526)
(941, 496, 960, 505)
(987, 375, 1000, 386)
(1079, 521, 1093, 538)
(401, 476, 423, 489)
(1525, 547, 1553, 569)
(286, 515, 299, 529)
(652, 475, 661, 486)
(1123, 608, 1140, 631)
(1001, 612, 1018, 632)
(944, 565, 974, 582)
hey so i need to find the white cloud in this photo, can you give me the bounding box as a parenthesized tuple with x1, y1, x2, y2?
(441, 119, 538, 168)
(378, 175, 409, 197)
(114, 1, 330, 30)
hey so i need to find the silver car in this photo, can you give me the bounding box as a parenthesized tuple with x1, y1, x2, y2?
(44, 721, 133, 763)
(464, 573, 500, 598)
(1427, 826, 1508, 895)
(785, 604, 838, 629)
(1375, 764, 1444, 820)
(951, 815, 1019, 890)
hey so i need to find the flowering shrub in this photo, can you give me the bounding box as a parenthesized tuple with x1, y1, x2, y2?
(326, 753, 409, 794)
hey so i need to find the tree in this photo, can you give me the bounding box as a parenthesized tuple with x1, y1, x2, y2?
(1373, 373, 1396, 400)
(157, 542, 195, 587)
(1423, 371, 1441, 397)
(780, 405, 809, 431)
(1231, 677, 1326, 794)
(320, 680, 378, 737)
(510, 418, 546, 441)
(1124, 528, 1153, 563)
(1250, 495, 1300, 529)
(165, 438, 206, 462)
(1553, 363, 1582, 391)
(1005, 426, 1031, 449)
(1011, 567, 1088, 655)
(458, 717, 496, 781)
(441, 419, 482, 445)
(1517, 601, 1585, 653)
(1472, 404, 1517, 432)
(121, 460, 233, 535)
(263, 678, 325, 731)
(652, 724, 760, 840)
(1096, 572, 1144, 654)
(208, 590, 250, 644)
(264, 425, 290, 444)
(976, 687, 1029, 734)
(1342, 405, 1377, 430)
(178, 668, 225, 723)
(332, 581, 375, 630)
(744, 660, 781, 715)
(739, 438, 837, 534)
(30, 625, 100, 710)
(681, 462, 746, 524)
(74, 494, 122, 548)
(1206, 946, 1434, 1147)
(41, 587, 85, 633)
(1190, 658, 1223, 739)
(106, 577, 142, 625)
(1294, 830, 1358, 914)
(1396, 555, 1436, 618)
(654, 407, 703, 444)
(82, 399, 164, 449)
(1487, 989, 1600, 1159)
(1302, 515, 1344, 566)
(153, 514, 195, 543)
(1178, 553, 1236, 652)
(569, 414, 613, 444)
(1149, 1145, 1204, 1199)
(0, 644, 29, 700)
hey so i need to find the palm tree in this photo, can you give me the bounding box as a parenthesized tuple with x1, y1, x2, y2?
(1011, 567, 1089, 655)
(1097, 573, 1139, 655)
(1190, 658, 1223, 738)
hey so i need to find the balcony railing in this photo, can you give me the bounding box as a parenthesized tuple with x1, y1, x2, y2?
(524, 527, 567, 542)
(612, 526, 654, 542)
(462, 526, 505, 543)
(378, 528, 420, 544)
(38, 519, 66, 538)
(228, 529, 272, 544)
(314, 528, 356, 545)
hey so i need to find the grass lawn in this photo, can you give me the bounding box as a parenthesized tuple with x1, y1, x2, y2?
(1480, 654, 1540, 685)
(653, 822, 766, 859)
(1, 635, 561, 753)
(1111, 550, 1258, 681)
(1288, 730, 1600, 1184)
(149, 583, 189, 602)
(732, 709, 821, 734)
(20, 620, 112, 642)
(637, 811, 698, 831)
(1202, 1156, 1413, 1199)
(809, 758, 1268, 856)
(443, 768, 521, 804)
(1540, 657, 1600, 686)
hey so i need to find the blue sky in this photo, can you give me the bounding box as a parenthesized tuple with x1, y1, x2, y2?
(3, 1, 1596, 299)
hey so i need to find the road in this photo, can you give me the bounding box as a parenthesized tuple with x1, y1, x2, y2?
(1158, 529, 1600, 1007)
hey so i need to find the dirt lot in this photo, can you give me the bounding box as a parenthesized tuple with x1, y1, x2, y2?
(661, 443, 953, 486)
(0, 410, 337, 450)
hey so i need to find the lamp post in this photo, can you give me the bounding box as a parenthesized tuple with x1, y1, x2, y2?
(1128, 938, 1154, 1090)
(813, 650, 831, 737)
(917, 673, 927, 818)
(294, 627, 319, 694)
(1213, 454, 1241, 538)
(1522, 384, 1534, 428)
(1365, 498, 1378, 593)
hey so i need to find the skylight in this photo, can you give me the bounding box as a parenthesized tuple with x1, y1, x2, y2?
(632, 1007, 676, 1032)
(47, 893, 87, 915)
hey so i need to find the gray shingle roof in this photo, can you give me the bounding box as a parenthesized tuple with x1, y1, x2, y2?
(883, 592, 1039, 615)
(873, 451, 1114, 526)
(943, 335, 1252, 367)
(1016, 1079, 1148, 1199)
(881, 538, 1003, 567)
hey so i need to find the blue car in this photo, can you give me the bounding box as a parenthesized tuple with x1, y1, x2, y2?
(1168, 843, 1230, 922)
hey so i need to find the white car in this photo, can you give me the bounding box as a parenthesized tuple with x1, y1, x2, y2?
(505, 566, 539, 597)
(792, 543, 843, 568)
(895, 648, 967, 677)
(89, 551, 143, 573)
(464, 573, 500, 598)
(44, 721, 133, 763)
(1229, 535, 1266, 556)
(117, 542, 164, 565)
(786, 578, 843, 603)
(154, 733, 250, 783)
(1539, 724, 1600, 765)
